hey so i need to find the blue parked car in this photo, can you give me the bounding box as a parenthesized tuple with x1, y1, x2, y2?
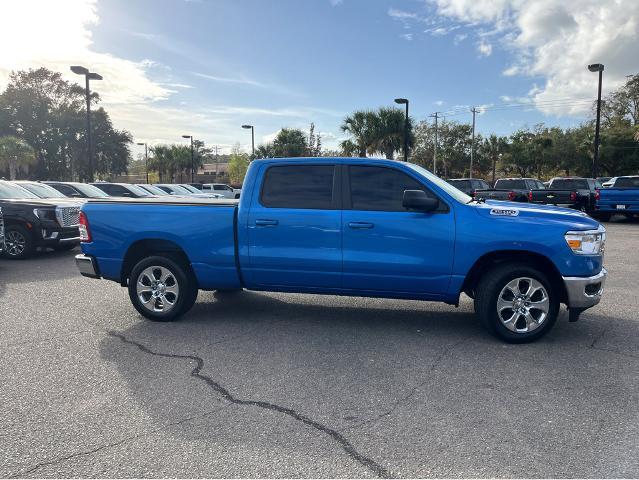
(75, 158, 607, 343)
(595, 175, 639, 221)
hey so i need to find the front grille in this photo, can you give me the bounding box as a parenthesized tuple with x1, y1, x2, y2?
(56, 206, 81, 227)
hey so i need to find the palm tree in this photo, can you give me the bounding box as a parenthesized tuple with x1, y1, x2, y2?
(483, 134, 508, 184)
(369, 107, 411, 160)
(0, 136, 37, 180)
(341, 110, 375, 157)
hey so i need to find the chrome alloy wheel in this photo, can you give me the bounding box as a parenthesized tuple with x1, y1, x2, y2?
(497, 277, 550, 333)
(5, 230, 26, 256)
(136, 266, 180, 313)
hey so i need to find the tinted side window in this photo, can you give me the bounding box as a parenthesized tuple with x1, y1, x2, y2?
(261, 165, 335, 209)
(349, 166, 430, 211)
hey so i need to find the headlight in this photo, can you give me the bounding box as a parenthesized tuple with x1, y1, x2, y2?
(565, 227, 606, 255)
(33, 208, 57, 222)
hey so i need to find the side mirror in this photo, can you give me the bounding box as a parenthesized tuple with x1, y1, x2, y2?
(402, 190, 439, 212)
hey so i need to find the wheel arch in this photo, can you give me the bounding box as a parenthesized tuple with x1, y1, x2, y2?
(121, 238, 193, 287)
(461, 250, 568, 304)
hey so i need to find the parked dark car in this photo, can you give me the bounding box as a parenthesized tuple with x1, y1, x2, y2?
(447, 178, 491, 196)
(90, 182, 155, 198)
(529, 177, 602, 213)
(0, 181, 81, 259)
(474, 178, 546, 202)
(45, 181, 111, 199)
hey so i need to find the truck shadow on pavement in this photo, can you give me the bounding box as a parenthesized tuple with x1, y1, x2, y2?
(96, 289, 639, 477)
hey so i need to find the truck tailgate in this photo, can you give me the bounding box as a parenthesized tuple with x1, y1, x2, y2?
(81, 199, 241, 289)
(597, 188, 639, 211)
(530, 190, 575, 204)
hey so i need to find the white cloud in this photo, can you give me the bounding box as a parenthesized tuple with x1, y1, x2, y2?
(434, 100, 445, 106)
(477, 39, 493, 57)
(0, 0, 172, 105)
(454, 33, 468, 44)
(330, 0, 344, 5)
(400, 33, 414, 41)
(388, 8, 420, 20)
(191, 72, 265, 88)
(428, 0, 639, 116)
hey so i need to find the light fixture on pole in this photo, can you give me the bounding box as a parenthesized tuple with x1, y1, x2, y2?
(70, 65, 102, 182)
(182, 135, 194, 183)
(588, 63, 604, 179)
(137, 142, 149, 184)
(242, 125, 255, 157)
(394, 98, 409, 161)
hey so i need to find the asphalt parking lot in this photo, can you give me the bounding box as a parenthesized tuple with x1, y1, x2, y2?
(1, 218, 638, 478)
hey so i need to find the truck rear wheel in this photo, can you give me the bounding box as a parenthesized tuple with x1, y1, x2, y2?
(474, 263, 559, 343)
(128, 256, 197, 321)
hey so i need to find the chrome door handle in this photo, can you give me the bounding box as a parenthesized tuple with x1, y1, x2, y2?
(255, 219, 279, 227)
(348, 222, 374, 229)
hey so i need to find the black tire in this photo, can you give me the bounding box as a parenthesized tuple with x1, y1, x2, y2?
(54, 243, 79, 251)
(128, 256, 197, 322)
(474, 262, 560, 343)
(2, 225, 34, 259)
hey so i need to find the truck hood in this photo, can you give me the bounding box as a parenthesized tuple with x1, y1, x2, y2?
(472, 200, 600, 230)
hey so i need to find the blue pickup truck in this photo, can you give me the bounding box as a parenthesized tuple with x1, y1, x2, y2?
(595, 175, 639, 221)
(76, 158, 607, 343)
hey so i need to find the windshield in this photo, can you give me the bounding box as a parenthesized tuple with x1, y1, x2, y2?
(126, 184, 154, 196)
(163, 185, 191, 195)
(139, 185, 169, 195)
(447, 179, 471, 189)
(495, 179, 527, 189)
(405, 163, 472, 204)
(73, 183, 109, 197)
(19, 182, 67, 198)
(0, 182, 39, 199)
(550, 179, 588, 190)
(615, 177, 639, 188)
(180, 184, 201, 193)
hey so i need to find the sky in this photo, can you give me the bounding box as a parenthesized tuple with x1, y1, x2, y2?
(1, 0, 638, 157)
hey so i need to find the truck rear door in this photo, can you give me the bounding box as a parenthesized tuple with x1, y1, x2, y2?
(341, 165, 455, 296)
(245, 164, 342, 288)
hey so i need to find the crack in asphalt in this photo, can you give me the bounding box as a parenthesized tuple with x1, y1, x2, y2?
(106, 330, 392, 478)
(10, 407, 229, 478)
(346, 339, 465, 431)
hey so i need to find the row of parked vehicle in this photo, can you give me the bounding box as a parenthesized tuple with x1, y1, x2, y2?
(447, 175, 639, 221)
(0, 180, 241, 259)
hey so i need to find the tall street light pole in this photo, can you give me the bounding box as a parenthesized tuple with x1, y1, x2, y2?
(70, 66, 102, 182)
(429, 112, 440, 174)
(182, 135, 194, 183)
(470, 107, 478, 178)
(588, 63, 604, 179)
(137, 142, 148, 184)
(394, 98, 409, 161)
(242, 125, 255, 158)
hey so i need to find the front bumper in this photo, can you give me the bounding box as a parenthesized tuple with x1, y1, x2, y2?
(38, 226, 80, 246)
(562, 268, 607, 309)
(75, 254, 100, 279)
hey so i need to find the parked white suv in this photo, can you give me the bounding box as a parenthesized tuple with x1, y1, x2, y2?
(201, 183, 241, 199)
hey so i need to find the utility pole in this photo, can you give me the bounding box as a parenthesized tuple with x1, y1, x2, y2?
(214, 145, 219, 179)
(470, 107, 477, 178)
(429, 112, 439, 174)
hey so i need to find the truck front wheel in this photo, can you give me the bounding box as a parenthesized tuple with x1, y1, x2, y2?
(128, 256, 197, 321)
(475, 263, 559, 343)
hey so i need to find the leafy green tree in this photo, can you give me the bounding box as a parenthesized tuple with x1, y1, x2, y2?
(341, 110, 375, 157)
(369, 107, 413, 160)
(228, 143, 250, 184)
(255, 143, 276, 159)
(0, 135, 37, 179)
(273, 128, 308, 157)
(478, 134, 508, 183)
(0, 67, 131, 180)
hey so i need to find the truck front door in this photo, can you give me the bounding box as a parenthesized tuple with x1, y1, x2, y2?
(245, 164, 342, 288)
(341, 165, 455, 296)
